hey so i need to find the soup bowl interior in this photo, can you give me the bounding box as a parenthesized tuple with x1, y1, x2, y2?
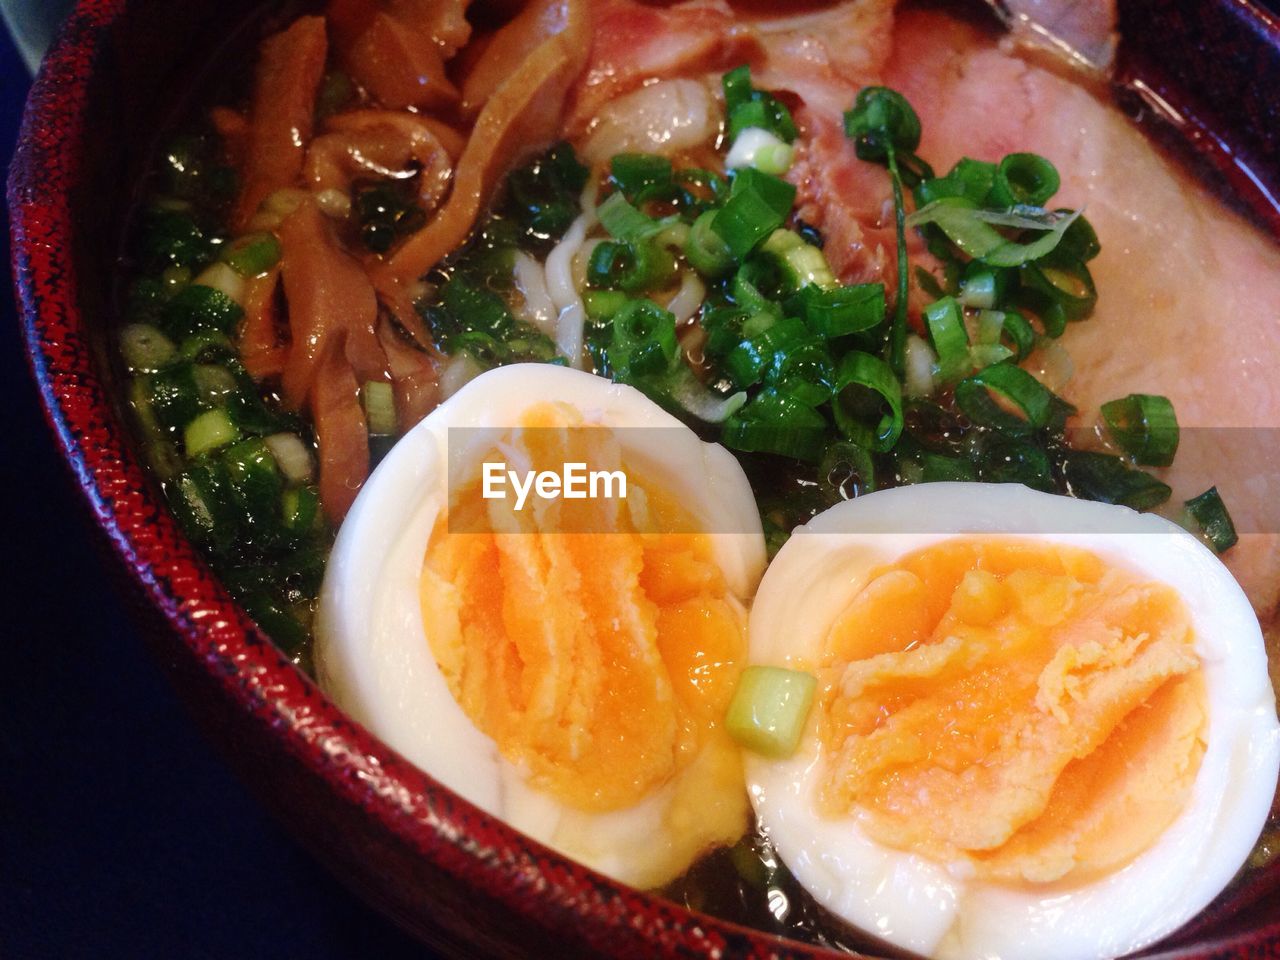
(10, 0, 1280, 957)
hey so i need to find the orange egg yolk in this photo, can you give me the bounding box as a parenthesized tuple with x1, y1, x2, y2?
(817, 538, 1206, 884)
(420, 403, 747, 814)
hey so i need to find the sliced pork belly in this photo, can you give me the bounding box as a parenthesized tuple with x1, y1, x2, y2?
(884, 8, 1280, 620)
(565, 0, 1280, 621)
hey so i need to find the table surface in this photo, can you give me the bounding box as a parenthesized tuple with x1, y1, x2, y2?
(0, 30, 437, 960)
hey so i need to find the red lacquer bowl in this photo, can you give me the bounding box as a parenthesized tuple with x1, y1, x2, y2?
(9, 1, 1280, 957)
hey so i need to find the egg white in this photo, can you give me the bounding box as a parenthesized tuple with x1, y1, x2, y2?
(746, 482, 1280, 960)
(315, 363, 766, 888)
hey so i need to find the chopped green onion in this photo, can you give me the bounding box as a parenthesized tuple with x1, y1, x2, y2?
(587, 239, 676, 294)
(843, 86, 921, 161)
(974, 309, 1005, 345)
(722, 65, 798, 143)
(120, 323, 176, 372)
(903, 334, 937, 398)
(844, 86, 922, 375)
(722, 389, 829, 461)
(1018, 259, 1097, 334)
(184, 407, 240, 457)
(1055, 212, 1102, 263)
(362, 381, 397, 436)
(223, 438, 283, 534)
(221, 232, 282, 277)
(1000, 309, 1036, 361)
(916, 157, 996, 206)
(178, 330, 236, 363)
(712, 168, 797, 259)
(160, 284, 245, 340)
(685, 210, 735, 279)
(583, 289, 628, 321)
(968, 343, 1014, 370)
(725, 665, 817, 758)
(958, 263, 1012, 309)
(192, 363, 238, 404)
(168, 463, 236, 549)
(769, 340, 835, 407)
(923, 297, 970, 384)
(610, 153, 673, 199)
(145, 364, 202, 430)
(832, 351, 904, 452)
(264, 432, 314, 484)
(989, 153, 1060, 208)
(797, 283, 885, 338)
(976, 435, 1054, 491)
(1101, 393, 1179, 467)
(1059, 450, 1172, 510)
(954, 361, 1053, 435)
(761, 229, 835, 291)
(597, 191, 660, 243)
(724, 317, 808, 388)
(906, 198, 1082, 268)
(1185, 487, 1238, 553)
(611, 299, 679, 380)
(281, 486, 323, 537)
(726, 128, 795, 175)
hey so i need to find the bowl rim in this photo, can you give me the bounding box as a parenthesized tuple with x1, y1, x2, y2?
(9, 1, 1280, 958)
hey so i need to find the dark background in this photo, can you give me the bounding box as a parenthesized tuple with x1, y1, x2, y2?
(0, 27, 435, 960)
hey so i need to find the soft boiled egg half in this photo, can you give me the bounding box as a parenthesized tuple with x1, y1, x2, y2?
(315, 363, 767, 888)
(746, 482, 1280, 960)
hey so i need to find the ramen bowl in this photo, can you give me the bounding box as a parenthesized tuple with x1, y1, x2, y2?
(10, 0, 1280, 956)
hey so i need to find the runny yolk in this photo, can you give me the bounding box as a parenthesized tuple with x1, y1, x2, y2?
(817, 538, 1207, 884)
(419, 402, 747, 816)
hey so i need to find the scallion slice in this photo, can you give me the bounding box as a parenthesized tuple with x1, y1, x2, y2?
(685, 210, 735, 279)
(1059, 450, 1172, 510)
(611, 299, 679, 380)
(725, 665, 817, 759)
(583, 289, 628, 321)
(610, 153, 673, 199)
(958, 263, 1011, 309)
(923, 297, 970, 384)
(362, 381, 397, 436)
(597, 191, 660, 243)
(712, 168, 797, 259)
(1101, 393, 1179, 467)
(722, 389, 829, 461)
(915, 156, 996, 206)
(221, 232, 282, 278)
(1185, 486, 1238, 553)
(265, 432, 314, 484)
(184, 407, 240, 457)
(726, 128, 795, 175)
(832, 351, 904, 452)
(989, 153, 1060, 207)
(120, 323, 176, 372)
(1000, 309, 1036, 361)
(798, 283, 885, 338)
(954, 361, 1053, 435)
(906, 198, 1081, 268)
(761, 229, 835, 291)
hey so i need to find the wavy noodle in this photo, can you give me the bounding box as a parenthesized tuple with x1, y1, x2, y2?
(513, 251, 559, 338)
(545, 182, 599, 368)
(665, 271, 707, 327)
